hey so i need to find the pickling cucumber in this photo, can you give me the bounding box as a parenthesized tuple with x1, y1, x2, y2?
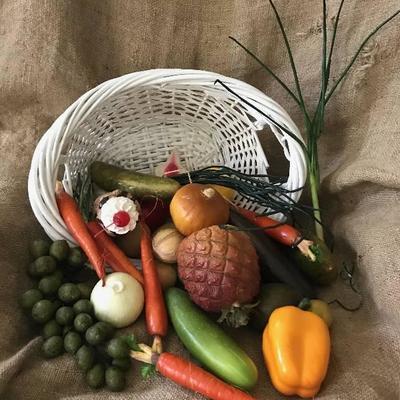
(90, 161, 180, 200)
(165, 287, 258, 390)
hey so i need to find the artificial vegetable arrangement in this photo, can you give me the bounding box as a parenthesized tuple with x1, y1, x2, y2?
(21, 1, 399, 398)
(21, 155, 339, 398)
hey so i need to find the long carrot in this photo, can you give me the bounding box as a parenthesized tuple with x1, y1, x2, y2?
(131, 349, 255, 400)
(55, 183, 105, 281)
(87, 221, 144, 285)
(236, 207, 315, 261)
(140, 221, 168, 352)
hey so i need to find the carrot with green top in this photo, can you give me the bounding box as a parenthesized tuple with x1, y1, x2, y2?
(131, 348, 256, 400)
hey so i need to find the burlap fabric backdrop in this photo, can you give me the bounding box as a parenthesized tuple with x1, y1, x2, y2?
(1, 0, 399, 399)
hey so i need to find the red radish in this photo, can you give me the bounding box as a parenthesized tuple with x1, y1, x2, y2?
(55, 183, 105, 282)
(139, 197, 169, 232)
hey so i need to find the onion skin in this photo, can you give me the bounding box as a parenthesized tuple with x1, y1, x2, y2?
(152, 223, 184, 264)
(170, 184, 230, 236)
(90, 272, 144, 328)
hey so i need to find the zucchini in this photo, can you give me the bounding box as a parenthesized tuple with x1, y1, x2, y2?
(165, 288, 258, 390)
(229, 209, 315, 298)
(291, 237, 338, 285)
(90, 161, 180, 200)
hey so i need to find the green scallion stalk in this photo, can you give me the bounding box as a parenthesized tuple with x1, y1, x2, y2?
(231, 1, 399, 242)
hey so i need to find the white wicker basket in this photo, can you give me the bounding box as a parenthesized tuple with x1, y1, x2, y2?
(28, 69, 307, 245)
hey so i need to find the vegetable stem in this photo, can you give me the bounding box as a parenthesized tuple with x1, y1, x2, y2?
(268, 0, 311, 127)
(229, 36, 301, 107)
(231, 1, 399, 243)
(325, 0, 345, 84)
(309, 168, 324, 241)
(325, 8, 400, 104)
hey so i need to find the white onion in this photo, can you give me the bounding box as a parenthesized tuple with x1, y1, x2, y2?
(90, 272, 144, 328)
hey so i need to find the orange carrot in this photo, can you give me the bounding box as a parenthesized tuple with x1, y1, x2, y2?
(237, 207, 301, 246)
(237, 207, 315, 261)
(156, 352, 255, 400)
(87, 221, 144, 286)
(55, 183, 105, 281)
(140, 221, 168, 345)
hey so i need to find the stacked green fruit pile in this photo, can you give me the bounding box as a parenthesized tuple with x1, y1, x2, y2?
(20, 239, 131, 391)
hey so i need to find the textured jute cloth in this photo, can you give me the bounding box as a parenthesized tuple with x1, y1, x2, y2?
(1, 0, 399, 399)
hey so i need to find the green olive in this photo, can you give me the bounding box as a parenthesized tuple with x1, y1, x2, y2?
(74, 313, 93, 333)
(105, 367, 126, 392)
(49, 240, 70, 262)
(96, 321, 114, 339)
(19, 289, 43, 311)
(55, 306, 75, 326)
(86, 363, 105, 389)
(42, 319, 63, 339)
(67, 247, 87, 269)
(112, 358, 131, 371)
(85, 323, 109, 346)
(76, 283, 92, 300)
(62, 325, 73, 336)
(38, 272, 63, 296)
(42, 336, 64, 358)
(29, 256, 57, 278)
(29, 239, 50, 260)
(58, 283, 81, 304)
(64, 331, 82, 354)
(52, 299, 63, 312)
(106, 338, 129, 359)
(76, 345, 95, 372)
(73, 299, 93, 315)
(32, 299, 55, 324)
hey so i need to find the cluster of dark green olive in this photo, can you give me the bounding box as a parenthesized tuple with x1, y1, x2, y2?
(19, 239, 131, 391)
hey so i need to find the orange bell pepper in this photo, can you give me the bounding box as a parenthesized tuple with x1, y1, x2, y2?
(262, 306, 331, 398)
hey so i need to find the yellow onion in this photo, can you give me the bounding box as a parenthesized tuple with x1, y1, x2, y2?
(170, 183, 230, 236)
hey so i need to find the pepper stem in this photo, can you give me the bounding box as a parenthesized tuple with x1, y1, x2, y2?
(298, 297, 312, 310)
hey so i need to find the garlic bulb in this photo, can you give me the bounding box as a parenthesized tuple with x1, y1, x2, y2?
(152, 223, 184, 264)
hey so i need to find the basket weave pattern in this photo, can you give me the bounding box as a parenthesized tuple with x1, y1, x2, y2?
(28, 69, 307, 244)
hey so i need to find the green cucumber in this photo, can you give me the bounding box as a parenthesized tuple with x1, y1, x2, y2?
(165, 288, 258, 390)
(90, 161, 180, 200)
